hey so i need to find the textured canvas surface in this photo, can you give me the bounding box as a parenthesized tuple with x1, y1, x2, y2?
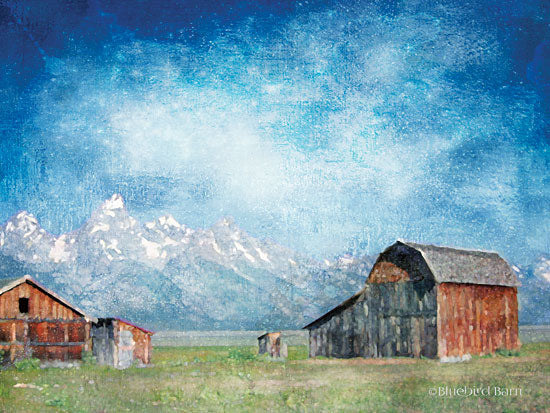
(0, 1, 548, 411)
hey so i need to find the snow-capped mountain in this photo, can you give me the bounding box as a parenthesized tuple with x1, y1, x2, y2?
(0, 211, 57, 270)
(1, 194, 547, 329)
(0, 194, 368, 330)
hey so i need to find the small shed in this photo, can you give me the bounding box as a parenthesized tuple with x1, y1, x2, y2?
(304, 241, 520, 359)
(91, 317, 153, 368)
(0, 275, 94, 362)
(258, 332, 287, 358)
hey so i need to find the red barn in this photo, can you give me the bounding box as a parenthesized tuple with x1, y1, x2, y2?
(0, 275, 94, 362)
(305, 241, 520, 359)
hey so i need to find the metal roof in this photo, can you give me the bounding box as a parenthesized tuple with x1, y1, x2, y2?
(0, 275, 96, 322)
(395, 241, 520, 287)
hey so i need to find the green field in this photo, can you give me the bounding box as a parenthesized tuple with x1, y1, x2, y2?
(0, 343, 548, 412)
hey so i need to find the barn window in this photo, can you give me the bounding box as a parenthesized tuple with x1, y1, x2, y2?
(19, 298, 29, 314)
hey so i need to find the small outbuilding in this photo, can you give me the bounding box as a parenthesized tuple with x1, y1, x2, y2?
(91, 317, 153, 368)
(304, 241, 520, 359)
(258, 332, 287, 358)
(0, 275, 94, 362)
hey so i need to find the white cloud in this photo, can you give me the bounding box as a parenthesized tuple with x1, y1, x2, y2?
(28, 4, 544, 259)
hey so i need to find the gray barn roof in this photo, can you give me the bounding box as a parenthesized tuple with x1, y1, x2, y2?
(396, 241, 520, 287)
(303, 241, 520, 329)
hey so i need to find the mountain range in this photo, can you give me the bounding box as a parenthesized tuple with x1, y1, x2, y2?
(0, 194, 548, 330)
(0, 195, 374, 330)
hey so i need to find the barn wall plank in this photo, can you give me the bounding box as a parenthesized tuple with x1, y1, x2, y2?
(436, 283, 519, 357)
(0, 282, 82, 320)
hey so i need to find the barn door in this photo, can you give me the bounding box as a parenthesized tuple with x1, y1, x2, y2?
(91, 323, 115, 366)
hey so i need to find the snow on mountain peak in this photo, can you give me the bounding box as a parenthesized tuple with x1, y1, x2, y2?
(255, 247, 271, 263)
(212, 217, 240, 233)
(48, 235, 71, 263)
(6, 211, 39, 231)
(219, 217, 235, 227)
(158, 214, 181, 228)
(15, 210, 38, 222)
(211, 217, 244, 242)
(2, 212, 47, 248)
(141, 237, 162, 259)
(90, 222, 110, 234)
(86, 195, 135, 232)
(102, 194, 125, 210)
(337, 254, 356, 266)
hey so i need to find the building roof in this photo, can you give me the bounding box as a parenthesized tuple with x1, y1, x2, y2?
(258, 331, 281, 340)
(0, 275, 96, 322)
(303, 240, 520, 329)
(303, 288, 365, 330)
(114, 317, 155, 335)
(396, 241, 520, 287)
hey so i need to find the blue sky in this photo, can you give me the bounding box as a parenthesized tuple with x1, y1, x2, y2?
(0, 0, 549, 264)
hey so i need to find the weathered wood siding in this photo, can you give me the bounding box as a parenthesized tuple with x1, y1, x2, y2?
(437, 283, 519, 357)
(258, 336, 268, 354)
(308, 282, 437, 358)
(258, 332, 286, 358)
(0, 281, 90, 362)
(369, 262, 410, 283)
(117, 321, 152, 365)
(91, 319, 115, 366)
(0, 281, 80, 320)
(0, 319, 89, 362)
(92, 319, 152, 367)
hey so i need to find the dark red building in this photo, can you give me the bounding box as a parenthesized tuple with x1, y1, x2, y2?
(0, 275, 94, 362)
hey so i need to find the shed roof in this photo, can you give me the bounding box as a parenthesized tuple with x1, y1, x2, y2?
(115, 317, 154, 335)
(258, 331, 281, 340)
(303, 288, 365, 330)
(395, 241, 520, 287)
(0, 275, 96, 321)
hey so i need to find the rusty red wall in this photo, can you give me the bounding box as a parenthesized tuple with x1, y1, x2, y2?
(0, 281, 90, 362)
(437, 283, 519, 357)
(368, 261, 411, 283)
(0, 319, 89, 362)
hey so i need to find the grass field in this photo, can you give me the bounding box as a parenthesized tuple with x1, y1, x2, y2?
(0, 342, 549, 412)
